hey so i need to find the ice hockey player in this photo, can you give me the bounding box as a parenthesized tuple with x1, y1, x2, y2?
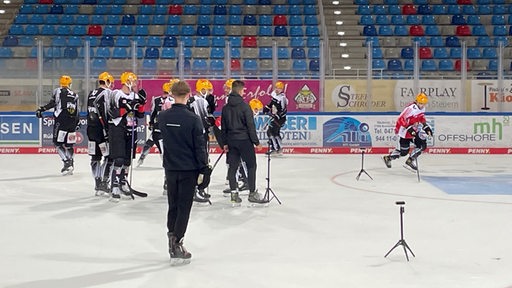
(383, 92, 433, 171)
(36, 75, 80, 176)
(221, 80, 267, 205)
(87, 72, 114, 195)
(107, 72, 146, 202)
(263, 81, 288, 156)
(137, 79, 177, 168)
(188, 79, 214, 203)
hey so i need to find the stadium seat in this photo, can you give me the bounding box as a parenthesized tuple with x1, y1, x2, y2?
(425, 25, 440, 36)
(487, 59, 498, 71)
(112, 47, 128, 58)
(363, 25, 377, 36)
(446, 36, 460, 47)
(421, 60, 437, 71)
(438, 59, 454, 71)
(242, 36, 257, 47)
(456, 25, 471, 36)
(450, 47, 461, 58)
(391, 15, 405, 25)
(406, 15, 421, 25)
(210, 59, 224, 74)
(409, 25, 425, 36)
(212, 26, 226, 36)
(145, 47, 159, 59)
(278, 47, 290, 59)
(433, 47, 449, 58)
(401, 47, 414, 59)
(210, 47, 225, 58)
(467, 47, 482, 59)
(291, 47, 306, 59)
(455, 59, 470, 71)
(394, 25, 408, 36)
(482, 48, 497, 59)
(96, 47, 111, 58)
(419, 47, 432, 58)
(387, 59, 403, 71)
(292, 59, 308, 72)
(161, 47, 176, 58)
(371, 47, 383, 58)
(372, 59, 386, 70)
(242, 59, 258, 72)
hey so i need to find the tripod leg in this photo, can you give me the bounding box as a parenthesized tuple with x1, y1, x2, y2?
(384, 241, 401, 258)
(402, 240, 416, 257)
(362, 169, 373, 180)
(402, 243, 410, 261)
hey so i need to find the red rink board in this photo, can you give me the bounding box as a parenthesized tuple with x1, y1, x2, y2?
(1, 147, 511, 154)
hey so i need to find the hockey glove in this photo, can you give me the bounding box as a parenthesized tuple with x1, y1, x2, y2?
(197, 165, 212, 190)
(35, 107, 44, 118)
(423, 125, 433, 137)
(136, 89, 147, 104)
(407, 126, 417, 137)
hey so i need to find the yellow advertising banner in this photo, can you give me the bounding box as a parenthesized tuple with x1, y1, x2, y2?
(324, 79, 397, 112)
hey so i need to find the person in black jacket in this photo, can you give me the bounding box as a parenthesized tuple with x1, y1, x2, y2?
(158, 80, 209, 263)
(221, 80, 267, 205)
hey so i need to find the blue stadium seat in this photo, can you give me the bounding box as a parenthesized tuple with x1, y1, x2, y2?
(166, 25, 179, 36)
(432, 5, 447, 14)
(181, 25, 195, 36)
(394, 25, 408, 36)
(447, 5, 461, 14)
(307, 37, 320, 48)
(181, 36, 193, 47)
(438, 59, 454, 71)
(210, 59, 224, 74)
(212, 26, 226, 36)
(91, 15, 106, 25)
(477, 5, 491, 14)
(122, 15, 135, 25)
(19, 5, 34, 14)
(278, 47, 290, 59)
(14, 14, 29, 24)
(357, 5, 371, 15)
(210, 47, 225, 58)
(492, 15, 506, 25)
(360, 15, 374, 25)
(41, 25, 56, 36)
(472, 25, 487, 36)
(47, 47, 62, 58)
(363, 25, 377, 36)
(446, 36, 460, 47)
(290, 26, 304, 37)
(433, 47, 449, 58)
(243, 15, 257, 26)
(401, 47, 414, 59)
(388, 5, 401, 14)
(67, 36, 82, 47)
(289, 15, 303, 26)
(467, 47, 482, 59)
(422, 15, 436, 25)
(493, 4, 506, 14)
(140, 5, 154, 14)
(403, 59, 414, 71)
(307, 47, 320, 59)
(199, 6, 212, 14)
(482, 48, 497, 59)
(183, 47, 192, 58)
(2, 36, 18, 47)
(135, 25, 149, 36)
(147, 36, 162, 47)
(309, 59, 320, 73)
(52, 36, 67, 46)
(421, 60, 437, 71)
(494, 36, 508, 46)
(141, 59, 157, 74)
(476, 36, 492, 47)
(258, 26, 273, 36)
(18, 36, 35, 46)
(449, 47, 461, 58)
(462, 5, 475, 14)
(387, 59, 403, 71)
(198, 15, 211, 25)
(378, 25, 393, 36)
(229, 15, 242, 25)
(112, 47, 128, 58)
(161, 47, 176, 59)
(214, 15, 227, 25)
(76, 15, 89, 25)
(488, 59, 498, 71)
(259, 15, 272, 26)
(214, 4, 227, 15)
(133, 36, 147, 47)
(273, 5, 287, 14)
(372, 47, 383, 58)
(197, 25, 210, 36)
(29, 14, 44, 24)
(259, 47, 272, 59)
(493, 26, 508, 36)
(163, 36, 178, 47)
(47, 15, 60, 24)
(194, 36, 208, 47)
(100, 36, 115, 47)
(152, 15, 166, 25)
(304, 15, 318, 26)
(96, 47, 111, 58)
(9, 24, 24, 35)
(425, 25, 440, 36)
(229, 5, 242, 14)
(63, 47, 78, 58)
(137, 15, 151, 25)
(212, 36, 225, 47)
(292, 59, 308, 72)
(35, 5, 50, 14)
(243, 59, 258, 72)
(230, 47, 241, 58)
(390, 15, 405, 25)
(168, 15, 181, 25)
(291, 47, 306, 59)
(274, 26, 288, 37)
(228, 36, 241, 47)
(59, 15, 74, 25)
(376, 15, 390, 25)
(64, 4, 79, 14)
(104, 25, 118, 36)
(183, 5, 197, 14)
(372, 59, 386, 70)
(417, 4, 432, 14)
(145, 47, 159, 59)
(406, 15, 421, 25)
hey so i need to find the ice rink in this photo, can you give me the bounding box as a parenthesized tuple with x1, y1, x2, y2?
(1, 152, 512, 288)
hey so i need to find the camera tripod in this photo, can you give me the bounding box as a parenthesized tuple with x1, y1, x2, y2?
(384, 201, 415, 261)
(355, 148, 373, 181)
(263, 141, 281, 204)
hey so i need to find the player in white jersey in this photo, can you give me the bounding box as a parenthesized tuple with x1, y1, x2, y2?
(36, 75, 80, 175)
(87, 72, 114, 195)
(383, 92, 433, 170)
(263, 81, 288, 155)
(107, 72, 146, 202)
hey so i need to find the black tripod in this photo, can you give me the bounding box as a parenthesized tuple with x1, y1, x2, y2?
(355, 148, 373, 181)
(263, 141, 281, 204)
(384, 201, 415, 261)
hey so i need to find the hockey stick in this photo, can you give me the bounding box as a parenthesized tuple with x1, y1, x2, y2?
(211, 150, 225, 171)
(415, 158, 420, 183)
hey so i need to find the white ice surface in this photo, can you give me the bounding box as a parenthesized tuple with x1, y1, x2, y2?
(1, 153, 512, 288)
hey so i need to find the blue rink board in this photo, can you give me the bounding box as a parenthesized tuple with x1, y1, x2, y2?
(423, 175, 512, 195)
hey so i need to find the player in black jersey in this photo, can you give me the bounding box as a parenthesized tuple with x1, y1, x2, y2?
(87, 72, 114, 195)
(36, 75, 80, 175)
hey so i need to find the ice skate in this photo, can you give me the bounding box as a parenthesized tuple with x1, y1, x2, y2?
(405, 157, 417, 171)
(168, 233, 192, 266)
(248, 190, 269, 205)
(94, 178, 105, 196)
(120, 180, 134, 200)
(223, 187, 231, 197)
(109, 187, 121, 203)
(275, 149, 284, 157)
(193, 189, 210, 204)
(136, 156, 145, 167)
(61, 160, 74, 176)
(230, 191, 242, 207)
(383, 155, 392, 168)
(265, 149, 277, 156)
(238, 181, 249, 192)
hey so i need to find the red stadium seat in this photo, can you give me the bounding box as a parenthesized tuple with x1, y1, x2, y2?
(419, 47, 432, 59)
(455, 59, 470, 71)
(87, 25, 102, 36)
(273, 15, 287, 26)
(169, 5, 183, 15)
(456, 25, 471, 36)
(409, 25, 424, 36)
(402, 4, 417, 15)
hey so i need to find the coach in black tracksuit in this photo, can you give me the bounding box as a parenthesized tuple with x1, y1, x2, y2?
(221, 80, 264, 204)
(158, 80, 208, 260)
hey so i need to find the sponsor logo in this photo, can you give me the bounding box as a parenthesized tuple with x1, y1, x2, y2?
(310, 148, 333, 153)
(467, 148, 490, 154)
(323, 117, 372, 147)
(293, 84, 317, 109)
(332, 84, 385, 109)
(0, 148, 20, 153)
(428, 148, 451, 154)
